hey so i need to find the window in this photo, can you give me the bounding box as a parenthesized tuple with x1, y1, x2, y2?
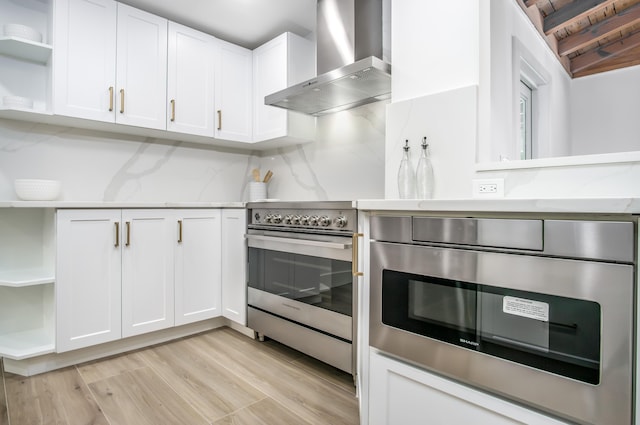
(519, 80, 533, 160)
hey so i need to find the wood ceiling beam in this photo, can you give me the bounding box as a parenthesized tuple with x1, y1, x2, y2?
(544, 0, 616, 34)
(573, 44, 640, 76)
(523, 0, 544, 7)
(558, 2, 640, 56)
(570, 29, 640, 73)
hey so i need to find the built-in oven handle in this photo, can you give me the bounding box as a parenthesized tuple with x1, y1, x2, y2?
(352, 233, 363, 276)
(245, 234, 352, 250)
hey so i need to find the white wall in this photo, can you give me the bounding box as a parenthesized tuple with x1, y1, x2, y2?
(570, 65, 640, 156)
(0, 103, 386, 202)
(487, 0, 572, 162)
(391, 0, 480, 102)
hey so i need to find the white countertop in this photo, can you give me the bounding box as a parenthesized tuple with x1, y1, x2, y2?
(3, 198, 640, 214)
(356, 198, 640, 214)
(0, 201, 245, 208)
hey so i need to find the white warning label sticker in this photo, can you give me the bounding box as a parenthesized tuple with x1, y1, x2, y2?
(503, 296, 549, 322)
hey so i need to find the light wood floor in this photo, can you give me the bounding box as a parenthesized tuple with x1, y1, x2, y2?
(0, 327, 359, 425)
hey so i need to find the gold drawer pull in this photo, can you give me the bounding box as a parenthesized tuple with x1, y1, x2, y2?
(109, 86, 114, 112)
(217, 110, 222, 130)
(171, 99, 176, 122)
(120, 89, 125, 113)
(114, 222, 120, 247)
(352, 233, 363, 277)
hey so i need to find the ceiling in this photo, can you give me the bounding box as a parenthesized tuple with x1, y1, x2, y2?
(118, 0, 316, 50)
(517, 0, 640, 77)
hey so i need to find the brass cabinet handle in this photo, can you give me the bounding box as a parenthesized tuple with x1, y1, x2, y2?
(125, 221, 131, 246)
(171, 99, 176, 122)
(114, 222, 120, 247)
(178, 219, 183, 243)
(109, 86, 114, 111)
(217, 110, 222, 130)
(352, 233, 364, 277)
(120, 89, 125, 113)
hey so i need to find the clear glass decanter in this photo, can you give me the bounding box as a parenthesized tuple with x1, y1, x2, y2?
(397, 140, 415, 199)
(416, 137, 434, 199)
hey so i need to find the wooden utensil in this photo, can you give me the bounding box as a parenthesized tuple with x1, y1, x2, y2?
(252, 168, 260, 182)
(263, 170, 273, 183)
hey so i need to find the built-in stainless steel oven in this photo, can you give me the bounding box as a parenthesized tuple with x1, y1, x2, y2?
(246, 201, 359, 376)
(370, 215, 635, 425)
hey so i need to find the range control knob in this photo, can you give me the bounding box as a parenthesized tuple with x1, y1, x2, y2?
(319, 216, 331, 227)
(300, 215, 310, 225)
(334, 216, 348, 228)
(292, 215, 301, 225)
(283, 215, 293, 224)
(272, 214, 283, 224)
(264, 214, 273, 223)
(309, 215, 319, 226)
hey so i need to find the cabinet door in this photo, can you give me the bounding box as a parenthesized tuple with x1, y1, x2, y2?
(174, 209, 222, 325)
(56, 209, 121, 352)
(115, 4, 167, 130)
(369, 350, 568, 425)
(221, 209, 247, 325)
(121, 209, 174, 337)
(167, 22, 216, 136)
(216, 40, 252, 142)
(53, 0, 117, 122)
(252, 33, 288, 141)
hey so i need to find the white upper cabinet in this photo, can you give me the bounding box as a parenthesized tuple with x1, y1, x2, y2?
(252, 32, 316, 143)
(54, 0, 167, 129)
(53, 0, 117, 122)
(121, 209, 175, 338)
(174, 209, 222, 325)
(215, 39, 252, 142)
(115, 4, 167, 129)
(167, 22, 216, 136)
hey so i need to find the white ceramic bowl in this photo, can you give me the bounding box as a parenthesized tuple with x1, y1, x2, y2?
(3, 23, 42, 43)
(3, 95, 34, 109)
(14, 179, 61, 201)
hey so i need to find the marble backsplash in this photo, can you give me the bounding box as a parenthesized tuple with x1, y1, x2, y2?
(0, 101, 387, 203)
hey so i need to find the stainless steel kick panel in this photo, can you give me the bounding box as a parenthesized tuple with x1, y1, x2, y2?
(249, 307, 353, 374)
(248, 288, 352, 341)
(544, 220, 634, 262)
(412, 217, 543, 250)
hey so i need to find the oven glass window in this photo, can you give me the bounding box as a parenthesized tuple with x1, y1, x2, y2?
(249, 248, 352, 316)
(382, 270, 601, 384)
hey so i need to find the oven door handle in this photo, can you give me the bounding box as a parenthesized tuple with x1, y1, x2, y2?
(245, 234, 352, 250)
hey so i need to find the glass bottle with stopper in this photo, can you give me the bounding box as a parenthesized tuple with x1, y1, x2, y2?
(397, 139, 415, 199)
(416, 136, 434, 199)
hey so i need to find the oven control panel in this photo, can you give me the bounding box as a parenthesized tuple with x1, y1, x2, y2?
(249, 208, 357, 233)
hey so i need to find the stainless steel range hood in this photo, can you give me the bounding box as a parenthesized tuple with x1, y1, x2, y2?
(265, 0, 391, 116)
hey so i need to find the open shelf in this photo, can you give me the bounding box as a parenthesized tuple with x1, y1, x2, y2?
(0, 37, 52, 64)
(0, 329, 55, 360)
(0, 268, 55, 287)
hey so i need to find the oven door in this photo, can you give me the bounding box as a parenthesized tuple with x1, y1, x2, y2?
(370, 241, 634, 425)
(247, 230, 354, 341)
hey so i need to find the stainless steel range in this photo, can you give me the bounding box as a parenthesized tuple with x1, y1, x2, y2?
(246, 201, 359, 376)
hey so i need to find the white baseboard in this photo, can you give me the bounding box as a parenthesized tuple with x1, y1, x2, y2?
(3, 318, 254, 376)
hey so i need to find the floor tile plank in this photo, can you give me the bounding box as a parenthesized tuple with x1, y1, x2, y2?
(89, 366, 208, 425)
(193, 329, 359, 425)
(77, 350, 148, 384)
(213, 398, 313, 425)
(4, 366, 109, 425)
(140, 337, 268, 422)
(0, 359, 8, 425)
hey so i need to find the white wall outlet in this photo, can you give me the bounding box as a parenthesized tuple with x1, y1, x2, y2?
(472, 178, 505, 197)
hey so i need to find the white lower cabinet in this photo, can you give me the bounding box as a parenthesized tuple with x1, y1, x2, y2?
(221, 209, 247, 325)
(369, 350, 568, 425)
(175, 209, 222, 325)
(56, 209, 122, 352)
(56, 207, 245, 353)
(121, 209, 175, 337)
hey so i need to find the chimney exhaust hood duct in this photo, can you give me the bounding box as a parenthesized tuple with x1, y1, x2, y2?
(265, 0, 391, 116)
